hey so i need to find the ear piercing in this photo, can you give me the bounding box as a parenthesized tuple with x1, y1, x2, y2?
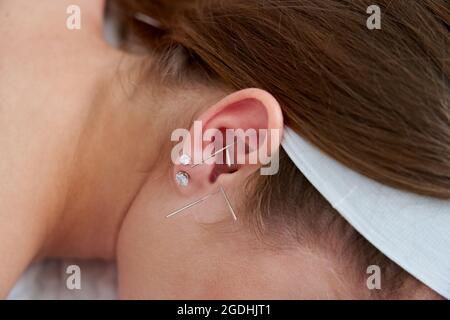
(175, 171, 190, 187)
(190, 143, 235, 168)
(177, 142, 234, 170)
(179, 154, 192, 166)
(170, 150, 237, 220)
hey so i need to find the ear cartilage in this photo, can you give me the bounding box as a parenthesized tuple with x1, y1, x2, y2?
(220, 186, 238, 221)
(175, 171, 190, 187)
(191, 142, 236, 169)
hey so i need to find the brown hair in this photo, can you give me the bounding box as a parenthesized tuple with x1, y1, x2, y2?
(114, 0, 449, 298)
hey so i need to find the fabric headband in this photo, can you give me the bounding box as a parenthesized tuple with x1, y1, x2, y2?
(282, 127, 450, 299)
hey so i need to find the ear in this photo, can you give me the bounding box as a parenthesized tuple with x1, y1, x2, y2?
(173, 88, 283, 195)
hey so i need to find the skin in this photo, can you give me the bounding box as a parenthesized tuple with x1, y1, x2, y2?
(0, 1, 440, 299)
(0, 0, 146, 296)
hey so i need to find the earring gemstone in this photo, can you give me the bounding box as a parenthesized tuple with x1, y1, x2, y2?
(179, 154, 192, 166)
(175, 171, 190, 187)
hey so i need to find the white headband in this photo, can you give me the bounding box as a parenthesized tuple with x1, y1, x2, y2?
(282, 126, 450, 299)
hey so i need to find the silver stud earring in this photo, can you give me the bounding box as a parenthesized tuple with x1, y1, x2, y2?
(179, 154, 192, 166)
(175, 171, 190, 187)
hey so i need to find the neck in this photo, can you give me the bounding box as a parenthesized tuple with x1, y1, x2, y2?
(40, 57, 163, 260)
(40, 68, 224, 261)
